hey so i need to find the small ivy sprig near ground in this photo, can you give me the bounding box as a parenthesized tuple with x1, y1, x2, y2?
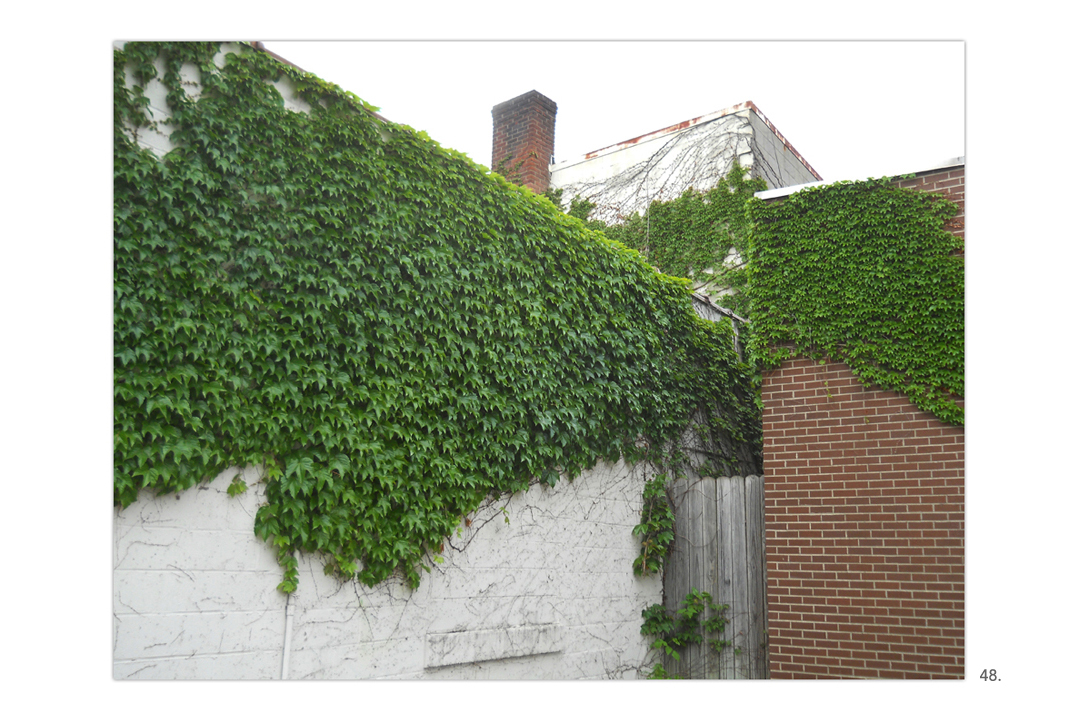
(641, 588, 733, 679)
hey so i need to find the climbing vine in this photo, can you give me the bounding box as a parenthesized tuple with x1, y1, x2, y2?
(540, 115, 963, 681)
(603, 163, 765, 320)
(745, 178, 964, 424)
(113, 42, 760, 593)
(640, 588, 733, 679)
(586, 165, 964, 427)
(631, 473, 675, 577)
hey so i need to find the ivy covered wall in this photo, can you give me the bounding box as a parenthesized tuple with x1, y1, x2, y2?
(749, 167, 965, 679)
(746, 176, 964, 425)
(113, 42, 760, 596)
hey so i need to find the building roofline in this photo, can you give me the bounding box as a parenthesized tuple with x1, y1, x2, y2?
(754, 156, 965, 201)
(250, 41, 389, 123)
(550, 100, 820, 180)
(744, 101, 821, 181)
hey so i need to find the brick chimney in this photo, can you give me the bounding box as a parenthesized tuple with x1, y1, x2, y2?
(491, 90, 557, 194)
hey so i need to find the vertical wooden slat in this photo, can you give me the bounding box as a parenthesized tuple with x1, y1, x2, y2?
(728, 476, 749, 678)
(744, 475, 767, 678)
(686, 477, 702, 678)
(759, 474, 769, 679)
(716, 476, 735, 679)
(667, 473, 690, 679)
(703, 476, 720, 679)
(661, 471, 678, 679)
(680, 473, 694, 680)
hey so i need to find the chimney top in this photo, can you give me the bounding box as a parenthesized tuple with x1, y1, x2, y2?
(492, 90, 558, 117)
(491, 91, 558, 194)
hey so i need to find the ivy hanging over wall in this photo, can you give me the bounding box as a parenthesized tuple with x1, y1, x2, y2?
(536, 119, 964, 681)
(745, 178, 964, 424)
(578, 165, 964, 427)
(113, 42, 760, 592)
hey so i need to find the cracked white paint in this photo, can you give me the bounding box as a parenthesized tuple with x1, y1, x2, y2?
(425, 624, 563, 668)
(113, 460, 662, 679)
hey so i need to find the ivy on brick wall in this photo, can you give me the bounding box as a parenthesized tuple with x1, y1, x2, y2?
(745, 178, 964, 424)
(113, 42, 760, 592)
(586, 165, 964, 426)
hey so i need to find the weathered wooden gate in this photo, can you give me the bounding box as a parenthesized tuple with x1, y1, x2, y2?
(662, 474, 767, 679)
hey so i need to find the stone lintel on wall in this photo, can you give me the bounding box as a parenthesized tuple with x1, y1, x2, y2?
(424, 624, 563, 669)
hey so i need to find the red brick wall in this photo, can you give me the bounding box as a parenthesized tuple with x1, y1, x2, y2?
(762, 355, 964, 679)
(491, 91, 557, 194)
(761, 164, 965, 679)
(895, 165, 965, 244)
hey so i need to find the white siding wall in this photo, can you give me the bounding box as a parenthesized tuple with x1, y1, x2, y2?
(549, 110, 756, 224)
(548, 103, 820, 224)
(114, 461, 662, 679)
(746, 110, 819, 189)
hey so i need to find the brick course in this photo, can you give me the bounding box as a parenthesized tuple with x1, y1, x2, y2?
(762, 357, 964, 679)
(761, 163, 964, 679)
(894, 164, 965, 244)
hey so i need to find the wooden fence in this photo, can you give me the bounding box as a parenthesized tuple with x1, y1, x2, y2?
(662, 474, 767, 679)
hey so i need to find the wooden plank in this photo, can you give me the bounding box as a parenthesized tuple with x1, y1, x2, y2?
(716, 476, 735, 679)
(658, 473, 768, 679)
(667, 472, 690, 679)
(686, 476, 702, 678)
(703, 476, 720, 679)
(744, 475, 768, 679)
(728, 476, 749, 679)
(661, 471, 678, 679)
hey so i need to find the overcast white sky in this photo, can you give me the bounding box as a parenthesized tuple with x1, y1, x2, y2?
(263, 41, 964, 184)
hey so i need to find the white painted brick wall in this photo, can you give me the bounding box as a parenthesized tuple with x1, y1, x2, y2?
(113, 44, 663, 679)
(113, 460, 662, 679)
